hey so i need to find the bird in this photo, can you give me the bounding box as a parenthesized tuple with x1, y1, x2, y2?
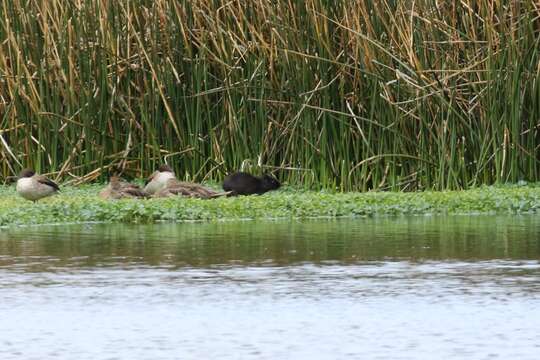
(99, 175, 148, 200)
(143, 164, 176, 195)
(16, 168, 60, 202)
(222, 172, 280, 195)
(153, 178, 230, 199)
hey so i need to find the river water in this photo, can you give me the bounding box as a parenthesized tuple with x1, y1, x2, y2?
(1, 216, 539, 359)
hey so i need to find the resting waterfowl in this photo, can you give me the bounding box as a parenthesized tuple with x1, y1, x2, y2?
(223, 172, 280, 195)
(144, 164, 176, 195)
(16, 168, 60, 202)
(153, 178, 230, 199)
(99, 176, 148, 200)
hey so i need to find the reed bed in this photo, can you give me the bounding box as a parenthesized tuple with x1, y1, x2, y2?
(0, 0, 539, 190)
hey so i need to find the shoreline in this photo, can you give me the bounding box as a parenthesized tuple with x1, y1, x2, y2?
(0, 184, 539, 227)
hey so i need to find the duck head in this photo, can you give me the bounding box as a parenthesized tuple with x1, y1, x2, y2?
(19, 168, 36, 178)
(158, 164, 174, 173)
(108, 175, 122, 189)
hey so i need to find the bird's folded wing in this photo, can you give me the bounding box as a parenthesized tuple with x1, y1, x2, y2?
(125, 188, 148, 198)
(36, 176, 60, 191)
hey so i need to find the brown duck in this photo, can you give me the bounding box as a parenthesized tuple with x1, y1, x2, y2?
(153, 178, 230, 199)
(99, 176, 148, 200)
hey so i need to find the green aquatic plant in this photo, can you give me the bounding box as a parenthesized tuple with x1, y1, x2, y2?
(0, 184, 539, 227)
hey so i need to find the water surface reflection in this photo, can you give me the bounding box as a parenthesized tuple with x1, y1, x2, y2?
(1, 216, 539, 359)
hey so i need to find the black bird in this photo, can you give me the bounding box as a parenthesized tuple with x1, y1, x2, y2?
(223, 172, 280, 196)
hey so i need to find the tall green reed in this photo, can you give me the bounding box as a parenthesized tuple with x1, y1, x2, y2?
(0, 0, 538, 190)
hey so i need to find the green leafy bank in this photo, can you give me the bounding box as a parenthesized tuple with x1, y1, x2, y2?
(1, 184, 539, 227)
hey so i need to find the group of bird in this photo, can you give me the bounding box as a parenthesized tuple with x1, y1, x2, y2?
(14, 165, 281, 203)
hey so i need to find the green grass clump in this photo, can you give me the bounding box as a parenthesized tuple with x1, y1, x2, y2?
(1, 184, 539, 227)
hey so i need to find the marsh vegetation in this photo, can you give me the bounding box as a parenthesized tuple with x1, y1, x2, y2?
(0, 1, 538, 190)
(0, 183, 539, 227)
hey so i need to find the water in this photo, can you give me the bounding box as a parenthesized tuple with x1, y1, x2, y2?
(1, 216, 539, 360)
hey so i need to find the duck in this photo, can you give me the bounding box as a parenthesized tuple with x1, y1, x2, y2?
(16, 168, 60, 202)
(222, 172, 280, 195)
(143, 164, 176, 195)
(99, 175, 148, 200)
(153, 178, 230, 199)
